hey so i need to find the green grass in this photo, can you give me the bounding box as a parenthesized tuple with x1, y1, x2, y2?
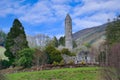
(7, 67, 99, 80)
(0, 46, 7, 60)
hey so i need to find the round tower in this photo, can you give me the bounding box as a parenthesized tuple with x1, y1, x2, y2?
(65, 14, 73, 50)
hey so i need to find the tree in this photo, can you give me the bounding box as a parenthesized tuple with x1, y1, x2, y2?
(45, 36, 59, 48)
(73, 40, 77, 48)
(109, 43, 120, 80)
(4, 19, 29, 65)
(98, 51, 106, 64)
(58, 36, 76, 48)
(61, 48, 70, 55)
(103, 15, 120, 80)
(16, 48, 35, 68)
(61, 48, 75, 56)
(59, 36, 65, 46)
(50, 49, 62, 63)
(44, 46, 63, 64)
(53, 36, 59, 47)
(0, 60, 10, 69)
(33, 49, 47, 66)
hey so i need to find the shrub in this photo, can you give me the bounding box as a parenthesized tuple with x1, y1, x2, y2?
(59, 60, 65, 65)
(16, 48, 35, 68)
(68, 60, 74, 65)
(81, 61, 85, 65)
(53, 61, 59, 66)
(50, 49, 63, 64)
(61, 48, 75, 56)
(44, 46, 63, 64)
(0, 60, 10, 69)
(33, 49, 47, 66)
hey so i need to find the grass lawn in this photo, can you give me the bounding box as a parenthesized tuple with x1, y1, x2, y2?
(7, 67, 100, 80)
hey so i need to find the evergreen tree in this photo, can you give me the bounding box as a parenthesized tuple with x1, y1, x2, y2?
(73, 40, 77, 48)
(4, 19, 29, 64)
(45, 36, 58, 48)
(53, 36, 59, 47)
(59, 36, 65, 46)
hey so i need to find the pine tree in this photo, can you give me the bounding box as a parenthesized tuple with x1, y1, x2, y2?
(59, 36, 65, 46)
(4, 19, 29, 64)
(53, 36, 59, 47)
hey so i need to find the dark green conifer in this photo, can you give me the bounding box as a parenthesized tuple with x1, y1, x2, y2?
(4, 19, 28, 64)
(53, 36, 59, 47)
(59, 36, 65, 46)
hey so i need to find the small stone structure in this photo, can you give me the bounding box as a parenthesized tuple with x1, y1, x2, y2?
(76, 51, 91, 64)
(62, 54, 76, 64)
(62, 51, 94, 64)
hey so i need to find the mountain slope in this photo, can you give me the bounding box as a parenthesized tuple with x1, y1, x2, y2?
(73, 23, 107, 47)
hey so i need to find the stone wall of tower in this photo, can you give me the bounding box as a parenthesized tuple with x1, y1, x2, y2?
(65, 14, 73, 50)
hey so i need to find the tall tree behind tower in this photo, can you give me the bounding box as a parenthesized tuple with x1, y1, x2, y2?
(53, 36, 59, 47)
(4, 19, 28, 64)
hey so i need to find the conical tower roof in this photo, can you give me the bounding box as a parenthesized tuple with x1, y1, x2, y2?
(65, 14, 71, 20)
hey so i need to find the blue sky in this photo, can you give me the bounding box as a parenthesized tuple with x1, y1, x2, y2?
(0, 0, 120, 38)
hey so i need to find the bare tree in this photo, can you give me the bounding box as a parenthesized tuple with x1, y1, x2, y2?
(100, 43, 120, 80)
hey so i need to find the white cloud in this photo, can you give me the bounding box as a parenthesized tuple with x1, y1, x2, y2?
(20, 1, 53, 24)
(73, 0, 120, 17)
(51, 4, 71, 18)
(0, 0, 120, 36)
(19, 0, 72, 24)
(72, 12, 116, 32)
(71, 0, 120, 32)
(0, 0, 29, 17)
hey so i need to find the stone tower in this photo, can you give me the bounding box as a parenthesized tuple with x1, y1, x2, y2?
(65, 14, 73, 50)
